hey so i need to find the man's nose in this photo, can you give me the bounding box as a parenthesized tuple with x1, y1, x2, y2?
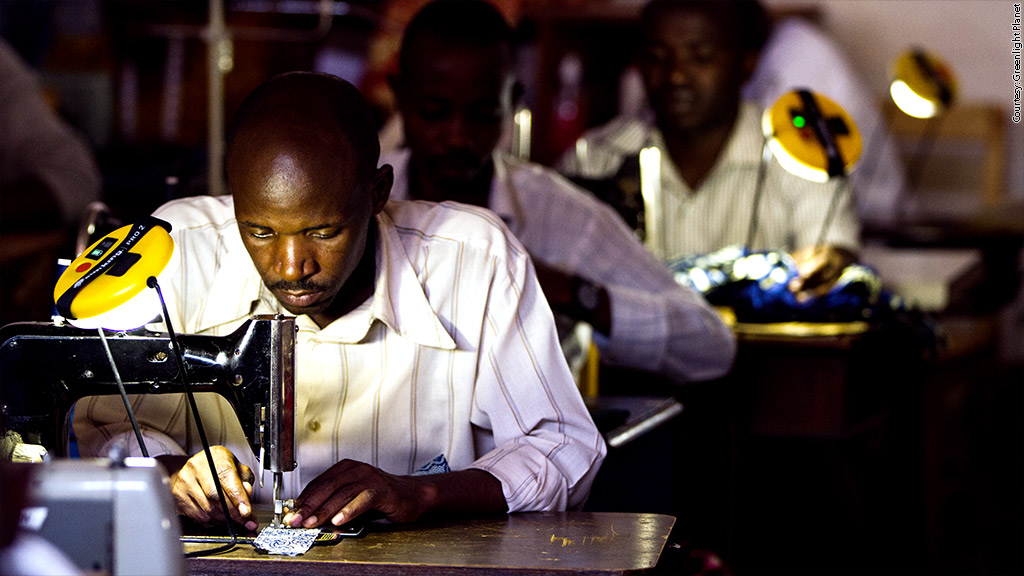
(668, 59, 692, 85)
(274, 238, 318, 281)
(444, 114, 472, 149)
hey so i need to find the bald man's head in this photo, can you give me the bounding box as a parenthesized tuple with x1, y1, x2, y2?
(226, 72, 393, 328)
(227, 72, 381, 188)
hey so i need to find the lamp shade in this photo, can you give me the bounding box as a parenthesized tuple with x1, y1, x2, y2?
(53, 217, 175, 330)
(762, 89, 862, 183)
(889, 48, 957, 119)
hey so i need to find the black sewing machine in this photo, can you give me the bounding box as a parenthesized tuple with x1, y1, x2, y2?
(0, 314, 296, 497)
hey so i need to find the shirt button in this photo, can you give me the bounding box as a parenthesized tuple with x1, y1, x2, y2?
(308, 419, 321, 432)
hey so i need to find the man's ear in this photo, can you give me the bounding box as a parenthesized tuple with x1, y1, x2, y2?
(370, 163, 393, 215)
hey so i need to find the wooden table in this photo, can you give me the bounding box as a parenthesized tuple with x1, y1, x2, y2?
(185, 511, 676, 575)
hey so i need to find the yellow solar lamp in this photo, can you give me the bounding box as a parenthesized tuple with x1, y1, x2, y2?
(889, 48, 957, 119)
(750, 89, 861, 249)
(761, 89, 863, 183)
(53, 217, 176, 330)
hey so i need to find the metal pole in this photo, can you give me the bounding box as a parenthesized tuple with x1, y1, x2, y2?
(207, 0, 227, 196)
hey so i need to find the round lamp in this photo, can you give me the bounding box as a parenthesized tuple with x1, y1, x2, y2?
(889, 48, 957, 119)
(762, 89, 863, 183)
(53, 217, 176, 330)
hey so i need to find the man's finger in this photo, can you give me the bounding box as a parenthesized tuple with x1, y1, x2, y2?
(190, 450, 252, 525)
(331, 489, 376, 527)
(215, 464, 252, 519)
(173, 482, 211, 523)
(238, 463, 255, 486)
(291, 466, 350, 519)
(301, 484, 369, 528)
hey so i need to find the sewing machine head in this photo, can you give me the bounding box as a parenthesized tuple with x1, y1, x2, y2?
(0, 314, 296, 474)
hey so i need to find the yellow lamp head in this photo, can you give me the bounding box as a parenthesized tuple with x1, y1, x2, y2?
(889, 48, 956, 119)
(762, 89, 862, 183)
(53, 217, 175, 330)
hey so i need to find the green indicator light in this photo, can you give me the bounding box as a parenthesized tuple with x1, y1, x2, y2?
(792, 115, 806, 128)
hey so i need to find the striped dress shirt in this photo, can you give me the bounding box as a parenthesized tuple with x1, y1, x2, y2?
(557, 102, 861, 262)
(75, 195, 606, 512)
(384, 149, 736, 384)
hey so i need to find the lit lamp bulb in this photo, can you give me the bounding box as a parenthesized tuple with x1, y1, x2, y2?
(53, 217, 176, 330)
(513, 107, 532, 161)
(889, 48, 957, 119)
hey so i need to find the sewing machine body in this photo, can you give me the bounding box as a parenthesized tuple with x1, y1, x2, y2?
(0, 315, 296, 473)
(18, 457, 185, 576)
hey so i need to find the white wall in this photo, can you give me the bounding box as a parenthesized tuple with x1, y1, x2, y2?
(763, 0, 1024, 200)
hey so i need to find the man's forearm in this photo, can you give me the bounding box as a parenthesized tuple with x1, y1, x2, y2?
(417, 468, 508, 517)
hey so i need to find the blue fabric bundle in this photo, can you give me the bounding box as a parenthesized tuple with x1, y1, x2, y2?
(669, 245, 907, 324)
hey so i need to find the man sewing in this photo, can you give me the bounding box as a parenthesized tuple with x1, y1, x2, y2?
(74, 72, 606, 531)
(558, 0, 861, 300)
(383, 0, 736, 385)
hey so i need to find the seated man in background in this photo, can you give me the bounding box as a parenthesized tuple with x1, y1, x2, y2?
(384, 0, 736, 386)
(0, 37, 101, 232)
(75, 72, 606, 531)
(558, 0, 861, 301)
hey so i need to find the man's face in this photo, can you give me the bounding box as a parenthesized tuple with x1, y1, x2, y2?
(395, 35, 515, 191)
(229, 134, 377, 327)
(638, 6, 747, 135)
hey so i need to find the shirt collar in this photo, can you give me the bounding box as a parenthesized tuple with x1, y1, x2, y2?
(358, 208, 456, 349)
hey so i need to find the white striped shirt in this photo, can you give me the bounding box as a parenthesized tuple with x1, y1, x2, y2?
(74, 195, 606, 512)
(557, 102, 861, 262)
(385, 149, 736, 384)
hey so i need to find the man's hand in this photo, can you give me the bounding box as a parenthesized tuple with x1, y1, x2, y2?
(788, 245, 857, 302)
(283, 460, 506, 528)
(164, 446, 257, 531)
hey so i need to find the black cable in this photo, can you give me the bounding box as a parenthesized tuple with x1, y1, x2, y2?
(745, 138, 773, 250)
(97, 327, 149, 457)
(148, 276, 238, 557)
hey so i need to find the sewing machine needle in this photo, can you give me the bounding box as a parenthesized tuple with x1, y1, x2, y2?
(272, 471, 283, 528)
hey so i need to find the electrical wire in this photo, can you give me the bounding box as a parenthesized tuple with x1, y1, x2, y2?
(148, 277, 239, 557)
(97, 327, 149, 457)
(745, 138, 774, 250)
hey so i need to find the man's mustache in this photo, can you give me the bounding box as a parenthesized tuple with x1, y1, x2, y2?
(269, 279, 326, 292)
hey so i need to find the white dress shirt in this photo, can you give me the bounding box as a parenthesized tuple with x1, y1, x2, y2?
(74, 195, 606, 513)
(558, 102, 861, 261)
(384, 149, 736, 384)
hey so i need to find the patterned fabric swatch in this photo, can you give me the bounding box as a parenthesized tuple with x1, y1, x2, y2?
(253, 526, 320, 556)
